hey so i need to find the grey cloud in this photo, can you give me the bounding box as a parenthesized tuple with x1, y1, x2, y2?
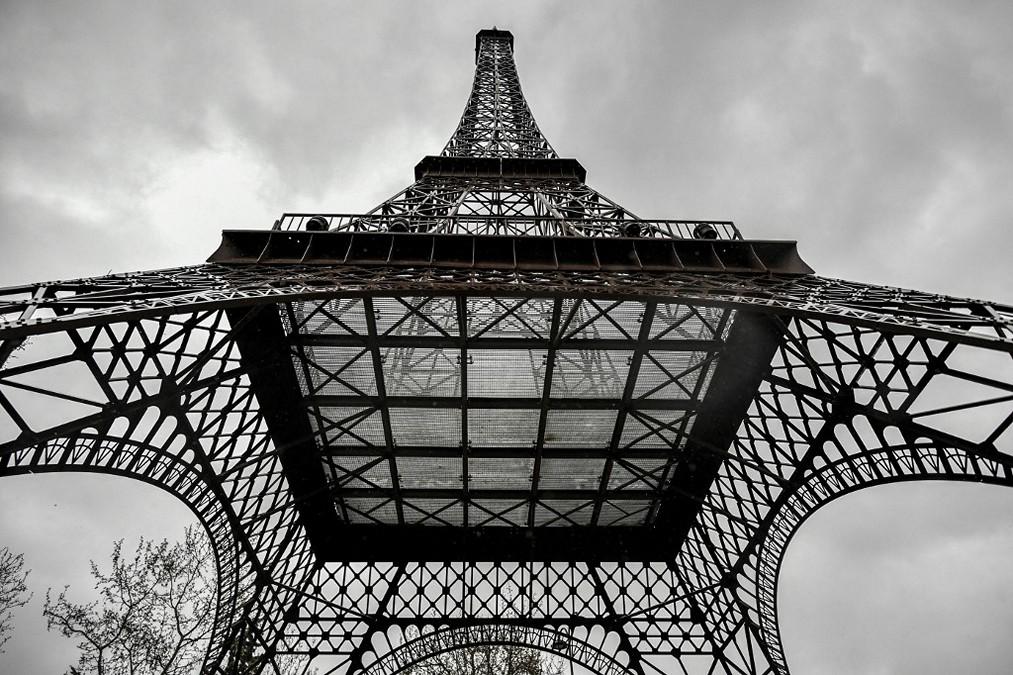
(780, 482, 1013, 675)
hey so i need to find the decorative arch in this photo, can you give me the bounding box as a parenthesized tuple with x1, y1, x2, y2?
(0, 308, 316, 674)
(681, 310, 1013, 675)
(356, 623, 634, 675)
(754, 440, 1013, 673)
(1, 430, 247, 673)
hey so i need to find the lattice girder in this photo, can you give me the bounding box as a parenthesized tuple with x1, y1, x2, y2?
(442, 30, 556, 159)
(2, 267, 1009, 350)
(3, 279, 1011, 673)
(362, 177, 641, 237)
(0, 309, 316, 674)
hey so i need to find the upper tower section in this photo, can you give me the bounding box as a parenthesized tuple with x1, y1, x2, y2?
(441, 29, 557, 159)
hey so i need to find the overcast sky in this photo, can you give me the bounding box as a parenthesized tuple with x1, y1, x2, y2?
(2, 1, 1013, 673)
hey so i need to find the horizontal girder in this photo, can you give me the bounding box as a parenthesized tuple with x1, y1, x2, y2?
(2, 266, 1009, 351)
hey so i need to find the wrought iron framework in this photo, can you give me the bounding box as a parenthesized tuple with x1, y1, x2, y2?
(1, 27, 1011, 675)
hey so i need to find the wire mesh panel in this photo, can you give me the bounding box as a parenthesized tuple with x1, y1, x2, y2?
(544, 410, 618, 449)
(468, 349, 547, 398)
(468, 408, 541, 447)
(388, 408, 461, 447)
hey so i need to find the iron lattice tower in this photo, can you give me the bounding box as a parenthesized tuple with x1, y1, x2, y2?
(2, 29, 1012, 675)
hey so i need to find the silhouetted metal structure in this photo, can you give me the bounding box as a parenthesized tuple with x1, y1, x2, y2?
(2, 28, 1011, 675)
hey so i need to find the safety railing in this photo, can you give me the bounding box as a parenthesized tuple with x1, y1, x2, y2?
(273, 213, 742, 240)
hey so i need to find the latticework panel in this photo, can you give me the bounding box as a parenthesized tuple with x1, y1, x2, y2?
(0, 308, 316, 674)
(363, 177, 642, 236)
(442, 31, 556, 159)
(2, 274, 1011, 674)
(669, 314, 1013, 675)
(3, 267, 1008, 350)
(273, 213, 741, 240)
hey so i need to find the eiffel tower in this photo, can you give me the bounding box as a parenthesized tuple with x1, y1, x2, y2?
(2, 28, 1011, 675)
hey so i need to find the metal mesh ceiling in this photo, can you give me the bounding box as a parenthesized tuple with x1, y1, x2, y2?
(280, 296, 732, 527)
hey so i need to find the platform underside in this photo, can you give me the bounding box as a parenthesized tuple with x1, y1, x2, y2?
(232, 286, 782, 562)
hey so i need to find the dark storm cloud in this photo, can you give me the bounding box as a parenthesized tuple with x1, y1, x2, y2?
(2, 1, 1012, 673)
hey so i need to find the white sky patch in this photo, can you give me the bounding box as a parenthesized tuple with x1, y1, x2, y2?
(290, 121, 447, 214)
(138, 129, 282, 262)
(912, 155, 983, 244)
(1, 175, 113, 226)
(719, 96, 817, 216)
(235, 32, 296, 118)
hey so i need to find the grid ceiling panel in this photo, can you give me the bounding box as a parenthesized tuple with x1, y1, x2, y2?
(544, 410, 618, 448)
(317, 407, 386, 447)
(607, 458, 669, 491)
(619, 411, 692, 449)
(469, 456, 534, 490)
(649, 304, 729, 341)
(326, 455, 393, 489)
(396, 457, 462, 490)
(468, 408, 540, 447)
(284, 296, 732, 529)
(305, 347, 377, 396)
(471, 499, 529, 526)
(468, 349, 547, 397)
(534, 500, 595, 526)
(550, 350, 630, 398)
(389, 408, 461, 447)
(285, 298, 368, 336)
(403, 499, 463, 526)
(633, 351, 706, 400)
(537, 458, 604, 490)
(562, 300, 642, 340)
(374, 296, 458, 337)
(382, 347, 461, 397)
(345, 498, 399, 525)
(597, 500, 652, 526)
(467, 297, 554, 338)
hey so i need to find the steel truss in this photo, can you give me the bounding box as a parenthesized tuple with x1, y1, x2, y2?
(1, 272, 1010, 674)
(2, 27, 1012, 675)
(441, 30, 555, 159)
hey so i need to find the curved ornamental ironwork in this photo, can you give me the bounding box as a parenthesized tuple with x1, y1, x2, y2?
(1, 27, 1011, 675)
(357, 624, 633, 675)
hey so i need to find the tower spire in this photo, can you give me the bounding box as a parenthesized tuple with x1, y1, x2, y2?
(362, 28, 648, 236)
(442, 29, 556, 158)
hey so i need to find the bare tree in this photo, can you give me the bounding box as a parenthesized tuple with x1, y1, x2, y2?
(43, 526, 314, 675)
(44, 526, 214, 675)
(43, 526, 569, 675)
(0, 545, 31, 654)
